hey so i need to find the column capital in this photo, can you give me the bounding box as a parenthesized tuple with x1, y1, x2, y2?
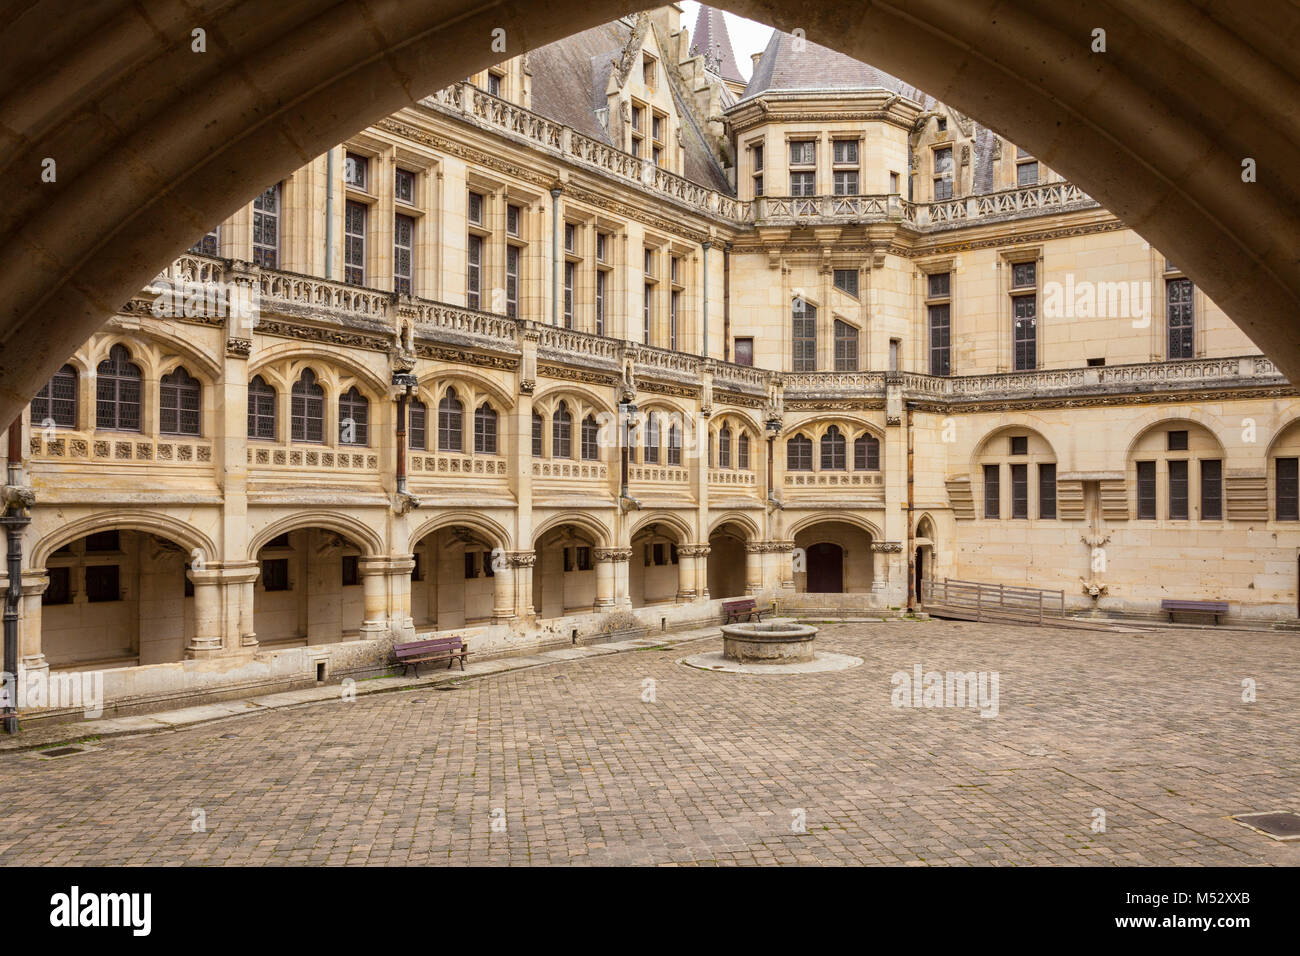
(593, 548, 633, 563)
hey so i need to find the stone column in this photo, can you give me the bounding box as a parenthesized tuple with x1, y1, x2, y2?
(593, 548, 618, 609)
(359, 557, 388, 637)
(872, 541, 903, 602)
(680, 544, 710, 601)
(676, 547, 697, 602)
(870, 543, 886, 595)
(220, 562, 260, 651)
(240, 576, 257, 647)
(600, 548, 632, 609)
(744, 544, 764, 595)
(19, 571, 48, 676)
(386, 555, 416, 643)
(507, 551, 535, 618)
(186, 568, 223, 658)
(492, 561, 514, 623)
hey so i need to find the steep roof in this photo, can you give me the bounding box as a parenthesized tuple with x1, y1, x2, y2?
(690, 5, 745, 85)
(743, 30, 933, 106)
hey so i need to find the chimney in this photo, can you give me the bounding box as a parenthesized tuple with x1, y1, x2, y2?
(751, 51, 762, 73)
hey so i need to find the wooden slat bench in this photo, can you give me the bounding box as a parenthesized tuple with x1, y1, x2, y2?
(722, 597, 763, 624)
(1160, 599, 1229, 625)
(393, 637, 468, 676)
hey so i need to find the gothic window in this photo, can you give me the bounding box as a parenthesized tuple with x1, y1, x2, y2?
(552, 402, 572, 459)
(438, 388, 463, 452)
(581, 415, 599, 461)
(338, 387, 368, 445)
(95, 345, 142, 432)
(820, 426, 846, 470)
(787, 434, 812, 471)
(159, 366, 201, 436)
(474, 403, 498, 455)
(853, 434, 880, 471)
(31, 364, 77, 428)
(409, 399, 427, 450)
(247, 375, 276, 440)
(290, 368, 324, 443)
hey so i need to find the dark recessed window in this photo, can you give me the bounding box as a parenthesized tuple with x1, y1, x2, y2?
(96, 345, 142, 432)
(983, 464, 1000, 519)
(290, 369, 325, 443)
(1010, 436, 1028, 456)
(408, 399, 426, 451)
(252, 183, 280, 269)
(395, 168, 415, 204)
(833, 269, 859, 297)
(787, 435, 812, 471)
(1038, 463, 1057, 519)
(1087, 357, 1106, 367)
(31, 364, 78, 429)
(1168, 459, 1189, 520)
(84, 530, 120, 552)
(464, 552, 478, 580)
(341, 555, 359, 587)
(159, 366, 201, 436)
(261, 558, 289, 591)
(394, 213, 414, 296)
(247, 376, 277, 440)
(1137, 461, 1157, 519)
(43, 566, 71, 605)
(85, 564, 120, 603)
(1276, 457, 1299, 521)
(1010, 463, 1028, 519)
(1011, 261, 1037, 288)
(1167, 430, 1189, 451)
(344, 200, 366, 286)
(928, 272, 950, 298)
(1201, 459, 1223, 520)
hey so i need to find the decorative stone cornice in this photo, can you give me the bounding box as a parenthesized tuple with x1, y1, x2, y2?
(593, 548, 633, 563)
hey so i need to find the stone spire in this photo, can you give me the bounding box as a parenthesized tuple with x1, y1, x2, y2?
(690, 5, 745, 85)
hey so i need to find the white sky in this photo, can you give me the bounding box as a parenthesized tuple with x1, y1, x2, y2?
(678, 2, 774, 80)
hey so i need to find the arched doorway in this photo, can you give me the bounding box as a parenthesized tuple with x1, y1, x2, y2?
(534, 524, 598, 619)
(807, 543, 844, 594)
(793, 520, 873, 594)
(707, 522, 749, 600)
(915, 515, 937, 602)
(39, 529, 194, 669)
(253, 528, 370, 647)
(630, 522, 683, 607)
(410, 525, 501, 630)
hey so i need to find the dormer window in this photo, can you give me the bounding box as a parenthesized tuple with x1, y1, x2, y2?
(643, 54, 656, 89)
(488, 71, 502, 97)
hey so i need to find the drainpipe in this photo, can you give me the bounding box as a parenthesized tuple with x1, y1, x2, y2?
(3, 419, 31, 734)
(325, 148, 335, 279)
(723, 242, 732, 362)
(550, 186, 562, 326)
(700, 241, 710, 358)
(905, 402, 916, 611)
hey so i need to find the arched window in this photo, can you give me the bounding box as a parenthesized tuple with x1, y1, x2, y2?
(338, 386, 368, 445)
(581, 415, 600, 460)
(552, 402, 572, 458)
(787, 434, 812, 471)
(31, 365, 77, 428)
(438, 388, 463, 451)
(532, 411, 544, 457)
(290, 368, 324, 442)
(854, 434, 880, 471)
(474, 403, 498, 454)
(408, 398, 427, 450)
(645, 412, 660, 464)
(159, 366, 201, 436)
(834, 320, 859, 372)
(668, 423, 682, 466)
(821, 426, 847, 470)
(95, 344, 142, 431)
(738, 432, 751, 470)
(718, 425, 733, 468)
(792, 300, 817, 371)
(247, 375, 276, 440)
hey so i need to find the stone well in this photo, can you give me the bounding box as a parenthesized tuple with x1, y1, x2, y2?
(720, 618, 819, 664)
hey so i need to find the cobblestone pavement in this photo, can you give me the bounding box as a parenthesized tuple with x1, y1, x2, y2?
(2, 620, 1297, 865)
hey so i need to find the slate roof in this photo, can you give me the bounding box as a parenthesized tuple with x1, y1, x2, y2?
(742, 30, 934, 107)
(690, 5, 745, 85)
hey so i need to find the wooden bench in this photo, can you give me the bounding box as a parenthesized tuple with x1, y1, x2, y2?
(393, 637, 468, 676)
(1160, 599, 1229, 625)
(722, 597, 763, 624)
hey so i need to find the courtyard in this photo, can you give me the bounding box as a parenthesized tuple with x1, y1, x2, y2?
(1, 620, 1296, 866)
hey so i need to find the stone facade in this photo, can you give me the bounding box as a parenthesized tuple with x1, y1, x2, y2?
(10, 7, 1299, 715)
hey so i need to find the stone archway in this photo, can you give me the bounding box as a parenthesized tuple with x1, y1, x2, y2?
(2, 1, 1298, 421)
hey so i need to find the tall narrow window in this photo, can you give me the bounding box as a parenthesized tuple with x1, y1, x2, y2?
(467, 234, 482, 309)
(474, 403, 497, 454)
(644, 412, 660, 464)
(1167, 277, 1194, 359)
(563, 261, 575, 328)
(933, 147, 954, 199)
(983, 463, 1000, 518)
(95, 345, 142, 431)
(1200, 459, 1222, 520)
(787, 435, 812, 471)
(344, 200, 366, 286)
(820, 426, 846, 471)
(595, 270, 606, 336)
(338, 387, 368, 445)
(1011, 261, 1037, 371)
(438, 388, 463, 452)
(792, 300, 816, 372)
(581, 415, 599, 461)
(854, 434, 880, 471)
(506, 204, 521, 237)
(395, 168, 415, 204)
(252, 183, 281, 269)
(928, 303, 951, 376)
(738, 432, 750, 470)
(1010, 463, 1028, 519)
(718, 426, 732, 469)
(1277, 457, 1299, 521)
(467, 191, 484, 226)
(31, 365, 77, 428)
(247, 375, 276, 440)
(408, 399, 427, 450)
(670, 290, 679, 351)
(532, 412, 543, 458)
(1038, 463, 1057, 519)
(505, 245, 520, 318)
(667, 423, 682, 466)
(290, 369, 324, 443)
(1168, 459, 1189, 520)
(643, 283, 653, 344)
(833, 320, 859, 372)
(1136, 460, 1157, 519)
(552, 402, 572, 459)
(393, 213, 414, 295)
(159, 366, 201, 436)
